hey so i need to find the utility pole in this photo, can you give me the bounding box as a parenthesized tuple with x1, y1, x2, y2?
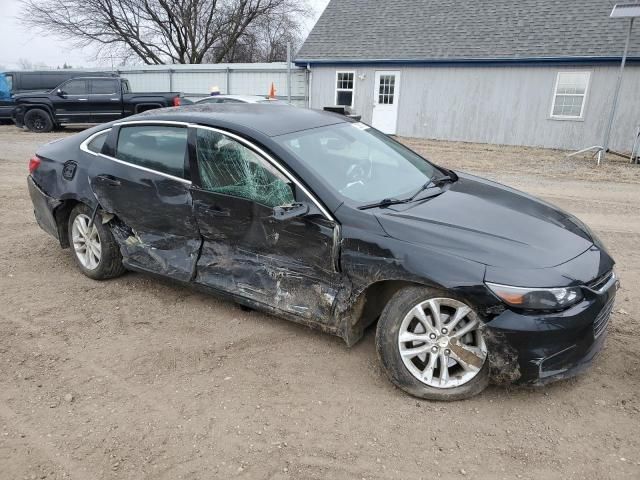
(601, 16, 635, 164)
(600, 4, 640, 164)
(287, 42, 292, 105)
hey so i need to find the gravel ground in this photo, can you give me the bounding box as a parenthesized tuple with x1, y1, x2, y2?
(1, 124, 639, 480)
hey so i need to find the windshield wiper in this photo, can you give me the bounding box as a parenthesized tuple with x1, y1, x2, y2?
(405, 171, 458, 203)
(358, 171, 457, 211)
(358, 197, 410, 210)
(431, 170, 458, 187)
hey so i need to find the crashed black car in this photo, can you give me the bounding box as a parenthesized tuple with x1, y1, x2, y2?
(27, 104, 618, 400)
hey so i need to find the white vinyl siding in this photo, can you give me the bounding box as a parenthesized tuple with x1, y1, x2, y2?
(551, 72, 591, 119)
(335, 71, 355, 107)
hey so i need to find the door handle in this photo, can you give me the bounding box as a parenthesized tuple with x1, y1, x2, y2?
(96, 174, 121, 187)
(78, 98, 88, 101)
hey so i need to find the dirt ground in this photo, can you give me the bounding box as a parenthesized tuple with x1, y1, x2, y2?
(0, 124, 639, 480)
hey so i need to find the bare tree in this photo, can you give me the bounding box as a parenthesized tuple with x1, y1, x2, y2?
(21, 0, 311, 65)
(17, 59, 51, 70)
(217, 1, 310, 62)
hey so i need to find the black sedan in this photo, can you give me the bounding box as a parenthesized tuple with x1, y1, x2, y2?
(26, 104, 618, 400)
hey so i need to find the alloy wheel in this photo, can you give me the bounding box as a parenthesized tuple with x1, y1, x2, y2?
(30, 113, 46, 131)
(397, 298, 487, 389)
(72, 214, 102, 270)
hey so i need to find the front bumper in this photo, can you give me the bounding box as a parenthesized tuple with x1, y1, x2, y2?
(485, 271, 618, 385)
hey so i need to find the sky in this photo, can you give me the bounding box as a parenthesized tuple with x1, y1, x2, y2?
(0, 0, 330, 70)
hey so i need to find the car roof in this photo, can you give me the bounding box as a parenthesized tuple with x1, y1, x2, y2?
(196, 94, 273, 103)
(132, 103, 349, 137)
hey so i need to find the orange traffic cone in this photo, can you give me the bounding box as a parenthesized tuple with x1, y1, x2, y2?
(268, 82, 277, 99)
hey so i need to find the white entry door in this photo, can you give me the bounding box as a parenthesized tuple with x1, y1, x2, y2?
(371, 71, 401, 134)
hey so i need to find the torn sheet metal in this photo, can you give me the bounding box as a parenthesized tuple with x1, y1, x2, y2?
(88, 151, 202, 281)
(110, 219, 200, 281)
(484, 328, 521, 384)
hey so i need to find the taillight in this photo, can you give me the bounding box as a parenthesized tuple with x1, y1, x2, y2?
(28, 155, 41, 174)
(173, 96, 181, 107)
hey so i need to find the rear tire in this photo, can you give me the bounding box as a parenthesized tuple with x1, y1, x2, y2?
(67, 204, 126, 280)
(376, 286, 490, 401)
(24, 108, 54, 133)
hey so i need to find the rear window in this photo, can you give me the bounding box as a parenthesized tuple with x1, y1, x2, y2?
(87, 130, 109, 153)
(116, 125, 188, 179)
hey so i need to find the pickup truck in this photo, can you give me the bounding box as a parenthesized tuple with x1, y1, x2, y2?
(13, 76, 182, 132)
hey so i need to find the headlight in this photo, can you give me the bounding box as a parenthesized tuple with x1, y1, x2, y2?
(485, 282, 583, 310)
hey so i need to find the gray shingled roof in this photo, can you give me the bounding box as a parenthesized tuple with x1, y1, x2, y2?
(297, 0, 640, 63)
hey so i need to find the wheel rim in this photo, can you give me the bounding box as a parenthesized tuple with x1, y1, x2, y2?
(397, 298, 487, 389)
(72, 214, 102, 270)
(30, 113, 45, 131)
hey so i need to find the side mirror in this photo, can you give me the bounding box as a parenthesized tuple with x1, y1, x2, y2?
(56, 89, 65, 97)
(272, 202, 309, 221)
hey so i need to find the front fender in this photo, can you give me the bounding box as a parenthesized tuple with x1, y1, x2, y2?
(334, 226, 491, 345)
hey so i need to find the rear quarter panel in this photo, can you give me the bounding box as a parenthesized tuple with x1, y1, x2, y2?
(32, 127, 106, 208)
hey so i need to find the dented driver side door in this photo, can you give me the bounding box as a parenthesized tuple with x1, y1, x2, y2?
(189, 126, 342, 323)
(88, 123, 201, 281)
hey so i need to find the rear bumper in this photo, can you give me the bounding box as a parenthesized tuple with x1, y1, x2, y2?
(486, 274, 618, 385)
(27, 175, 62, 242)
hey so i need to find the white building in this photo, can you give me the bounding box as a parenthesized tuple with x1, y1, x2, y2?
(296, 0, 640, 152)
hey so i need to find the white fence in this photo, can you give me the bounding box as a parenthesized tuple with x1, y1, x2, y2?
(116, 63, 309, 106)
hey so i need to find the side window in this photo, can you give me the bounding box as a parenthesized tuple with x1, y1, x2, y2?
(116, 125, 188, 178)
(87, 130, 109, 153)
(61, 79, 88, 95)
(551, 72, 590, 119)
(196, 128, 295, 208)
(91, 79, 118, 94)
(6, 74, 13, 92)
(220, 98, 243, 104)
(335, 71, 355, 107)
(121, 80, 130, 93)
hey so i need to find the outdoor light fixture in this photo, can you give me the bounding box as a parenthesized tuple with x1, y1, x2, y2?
(610, 3, 640, 17)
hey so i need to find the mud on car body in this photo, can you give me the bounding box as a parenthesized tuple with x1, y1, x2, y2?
(26, 104, 618, 400)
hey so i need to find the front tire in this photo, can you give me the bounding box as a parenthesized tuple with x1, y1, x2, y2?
(67, 204, 126, 280)
(24, 108, 54, 133)
(376, 287, 489, 401)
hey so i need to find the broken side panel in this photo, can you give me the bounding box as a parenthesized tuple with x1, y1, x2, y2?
(88, 154, 201, 282)
(192, 189, 342, 325)
(191, 126, 343, 326)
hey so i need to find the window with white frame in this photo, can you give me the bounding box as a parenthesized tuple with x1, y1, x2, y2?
(335, 71, 355, 107)
(551, 72, 590, 119)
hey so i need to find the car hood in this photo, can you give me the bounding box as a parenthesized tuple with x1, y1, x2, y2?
(375, 173, 594, 268)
